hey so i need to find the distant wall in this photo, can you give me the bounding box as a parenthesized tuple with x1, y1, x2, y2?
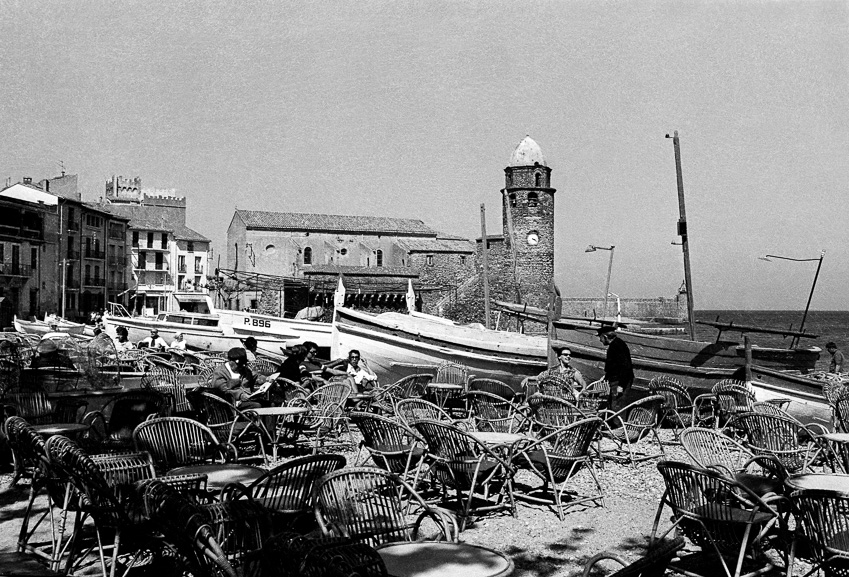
(561, 295, 688, 322)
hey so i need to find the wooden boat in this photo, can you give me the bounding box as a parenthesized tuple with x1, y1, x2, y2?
(171, 292, 333, 350)
(331, 306, 548, 388)
(102, 307, 298, 355)
(13, 315, 86, 336)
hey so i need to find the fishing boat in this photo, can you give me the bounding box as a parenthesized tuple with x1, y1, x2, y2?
(13, 315, 86, 336)
(171, 291, 333, 350)
(102, 304, 298, 355)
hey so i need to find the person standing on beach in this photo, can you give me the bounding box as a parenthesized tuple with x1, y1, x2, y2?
(598, 325, 634, 410)
(827, 342, 845, 373)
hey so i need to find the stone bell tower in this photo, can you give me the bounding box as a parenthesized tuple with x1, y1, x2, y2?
(501, 135, 556, 309)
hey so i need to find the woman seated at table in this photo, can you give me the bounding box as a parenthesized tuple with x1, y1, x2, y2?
(537, 346, 587, 398)
(209, 347, 276, 410)
(322, 349, 378, 393)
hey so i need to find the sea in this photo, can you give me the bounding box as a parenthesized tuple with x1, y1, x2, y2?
(694, 310, 849, 373)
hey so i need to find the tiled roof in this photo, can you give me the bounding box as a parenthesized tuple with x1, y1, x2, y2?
(236, 210, 435, 236)
(396, 237, 475, 253)
(173, 224, 210, 242)
(301, 265, 418, 278)
(82, 202, 129, 220)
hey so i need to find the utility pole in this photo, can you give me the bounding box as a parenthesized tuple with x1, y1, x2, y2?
(480, 204, 491, 329)
(667, 131, 697, 340)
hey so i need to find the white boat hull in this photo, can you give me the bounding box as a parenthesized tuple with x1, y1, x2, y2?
(14, 316, 86, 336)
(218, 309, 332, 349)
(102, 314, 294, 355)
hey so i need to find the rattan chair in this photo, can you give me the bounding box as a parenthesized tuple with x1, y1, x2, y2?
(511, 416, 604, 520)
(2, 390, 87, 427)
(468, 377, 517, 401)
(599, 395, 666, 465)
(648, 376, 695, 440)
(788, 488, 849, 577)
(466, 390, 525, 433)
(708, 380, 757, 428)
(395, 397, 459, 428)
(140, 366, 193, 416)
(429, 361, 472, 414)
(369, 373, 432, 415)
(248, 358, 277, 376)
(651, 460, 787, 577)
(414, 419, 516, 530)
(581, 537, 685, 577)
(133, 416, 236, 472)
(537, 373, 577, 400)
(728, 411, 821, 475)
(349, 411, 426, 485)
(191, 391, 271, 463)
(313, 467, 458, 547)
(577, 378, 610, 413)
(220, 453, 346, 533)
(525, 393, 588, 436)
(277, 382, 353, 454)
(80, 390, 169, 453)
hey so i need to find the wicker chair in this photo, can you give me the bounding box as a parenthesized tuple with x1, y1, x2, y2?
(511, 416, 604, 520)
(581, 537, 684, 577)
(648, 376, 695, 439)
(537, 373, 577, 400)
(349, 412, 426, 485)
(788, 488, 849, 577)
(277, 382, 352, 453)
(133, 416, 236, 473)
(80, 390, 169, 453)
(468, 378, 517, 401)
(728, 411, 821, 475)
(599, 395, 666, 465)
(651, 460, 787, 577)
(2, 390, 87, 427)
(413, 419, 516, 530)
(190, 392, 271, 463)
(248, 358, 277, 377)
(261, 533, 388, 577)
(577, 378, 611, 413)
(428, 361, 472, 414)
(140, 366, 193, 416)
(708, 380, 756, 428)
(525, 393, 588, 436)
(369, 373, 432, 415)
(220, 453, 346, 533)
(5, 415, 48, 486)
(313, 467, 458, 547)
(466, 390, 525, 433)
(395, 397, 460, 429)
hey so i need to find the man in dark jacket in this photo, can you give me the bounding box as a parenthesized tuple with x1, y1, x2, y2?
(598, 325, 634, 410)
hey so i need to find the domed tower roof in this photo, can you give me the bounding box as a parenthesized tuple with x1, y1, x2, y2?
(509, 135, 546, 167)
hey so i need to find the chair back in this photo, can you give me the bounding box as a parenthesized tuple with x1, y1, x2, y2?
(434, 361, 469, 387)
(548, 416, 603, 458)
(141, 366, 190, 414)
(648, 376, 691, 410)
(313, 467, 444, 547)
(395, 398, 453, 427)
(103, 389, 169, 443)
(309, 382, 353, 408)
(833, 389, 849, 433)
(789, 488, 849, 573)
(712, 379, 756, 421)
(466, 391, 520, 433)
(679, 427, 755, 474)
(526, 394, 587, 433)
(728, 411, 816, 474)
(246, 454, 346, 513)
(537, 374, 575, 399)
(3, 391, 54, 425)
(578, 379, 610, 413)
(4, 416, 46, 483)
(134, 416, 225, 471)
(468, 378, 515, 401)
(248, 358, 277, 376)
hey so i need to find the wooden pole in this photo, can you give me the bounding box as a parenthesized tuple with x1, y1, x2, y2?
(480, 204, 491, 330)
(744, 335, 753, 382)
(669, 131, 697, 340)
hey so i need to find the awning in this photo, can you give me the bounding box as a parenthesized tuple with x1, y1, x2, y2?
(174, 294, 209, 303)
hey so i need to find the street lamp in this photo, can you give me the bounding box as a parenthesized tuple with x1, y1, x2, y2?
(585, 245, 615, 321)
(758, 250, 826, 346)
(608, 292, 622, 323)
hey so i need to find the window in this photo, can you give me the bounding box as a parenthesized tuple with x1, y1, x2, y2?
(178, 255, 186, 272)
(340, 248, 347, 256)
(85, 264, 91, 283)
(31, 247, 37, 270)
(132, 231, 139, 246)
(195, 256, 202, 273)
(303, 247, 312, 265)
(155, 253, 163, 270)
(535, 172, 542, 187)
(161, 233, 167, 249)
(528, 192, 539, 208)
(187, 242, 194, 252)
(147, 232, 154, 247)
(376, 249, 383, 267)
(426, 255, 434, 266)
(94, 266, 100, 282)
(138, 252, 146, 269)
(509, 193, 516, 208)
(460, 255, 466, 265)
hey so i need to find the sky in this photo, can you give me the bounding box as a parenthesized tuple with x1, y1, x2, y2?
(1, 1, 847, 311)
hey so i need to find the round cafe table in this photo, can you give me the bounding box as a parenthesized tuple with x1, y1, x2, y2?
(819, 433, 849, 473)
(32, 423, 89, 437)
(469, 432, 528, 446)
(376, 541, 514, 577)
(785, 473, 849, 493)
(427, 383, 463, 410)
(166, 463, 264, 492)
(245, 405, 311, 459)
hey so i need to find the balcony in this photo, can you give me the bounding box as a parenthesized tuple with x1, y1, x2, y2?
(83, 277, 104, 288)
(107, 282, 127, 291)
(135, 241, 169, 251)
(66, 279, 80, 289)
(137, 271, 172, 287)
(133, 264, 170, 272)
(65, 250, 80, 261)
(84, 249, 106, 260)
(0, 224, 43, 240)
(67, 221, 80, 232)
(108, 256, 126, 267)
(0, 263, 32, 277)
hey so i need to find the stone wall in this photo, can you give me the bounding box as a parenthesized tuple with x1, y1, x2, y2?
(561, 295, 688, 322)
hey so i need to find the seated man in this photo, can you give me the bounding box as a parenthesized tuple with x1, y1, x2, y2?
(113, 326, 135, 353)
(209, 347, 275, 410)
(30, 339, 76, 370)
(170, 332, 187, 351)
(537, 346, 587, 398)
(323, 349, 378, 393)
(138, 329, 168, 351)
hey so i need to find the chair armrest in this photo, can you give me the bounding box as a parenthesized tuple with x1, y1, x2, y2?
(581, 552, 628, 577)
(412, 505, 460, 543)
(219, 481, 253, 502)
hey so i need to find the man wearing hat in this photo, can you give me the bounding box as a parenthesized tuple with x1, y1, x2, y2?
(597, 325, 634, 409)
(209, 347, 275, 409)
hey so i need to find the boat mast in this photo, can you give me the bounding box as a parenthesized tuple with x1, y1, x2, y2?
(667, 131, 697, 341)
(480, 204, 491, 329)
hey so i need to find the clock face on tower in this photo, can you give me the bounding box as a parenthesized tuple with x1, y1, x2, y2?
(527, 231, 539, 246)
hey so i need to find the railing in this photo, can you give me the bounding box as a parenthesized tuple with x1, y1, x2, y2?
(84, 250, 106, 260)
(0, 263, 32, 277)
(83, 277, 104, 287)
(133, 264, 170, 271)
(135, 241, 169, 251)
(108, 256, 126, 266)
(66, 279, 80, 289)
(67, 221, 80, 231)
(0, 224, 42, 240)
(66, 250, 80, 261)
